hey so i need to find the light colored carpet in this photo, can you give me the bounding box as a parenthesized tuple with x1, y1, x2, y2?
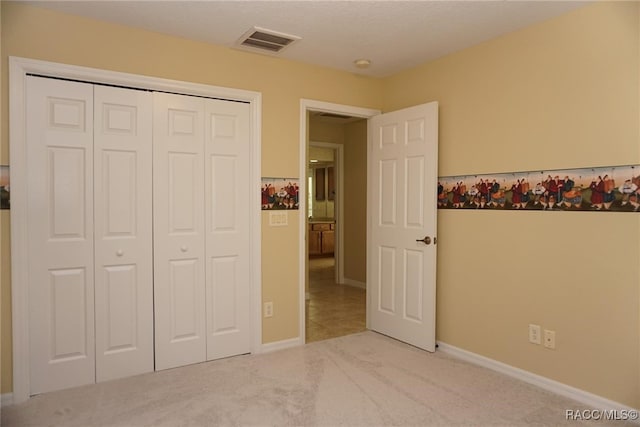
(1, 331, 628, 426)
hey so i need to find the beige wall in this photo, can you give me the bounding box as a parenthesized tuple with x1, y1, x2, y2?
(343, 120, 367, 283)
(0, 2, 383, 394)
(1, 0, 638, 409)
(309, 119, 346, 146)
(384, 2, 639, 408)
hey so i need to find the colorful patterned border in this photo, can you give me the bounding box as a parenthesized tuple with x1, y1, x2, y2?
(261, 177, 300, 210)
(438, 165, 640, 212)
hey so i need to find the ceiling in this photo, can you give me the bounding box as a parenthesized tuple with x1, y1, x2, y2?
(23, 1, 589, 78)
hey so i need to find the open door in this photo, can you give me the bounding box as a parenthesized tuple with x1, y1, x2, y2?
(368, 102, 438, 352)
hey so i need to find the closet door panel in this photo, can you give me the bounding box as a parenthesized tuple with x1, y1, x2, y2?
(205, 100, 252, 360)
(94, 86, 153, 382)
(154, 92, 207, 370)
(26, 76, 96, 394)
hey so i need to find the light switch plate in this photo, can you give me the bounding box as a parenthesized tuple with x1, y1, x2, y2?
(269, 211, 288, 226)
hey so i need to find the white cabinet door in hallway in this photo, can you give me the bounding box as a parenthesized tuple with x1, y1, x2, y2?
(153, 93, 252, 370)
(26, 77, 154, 394)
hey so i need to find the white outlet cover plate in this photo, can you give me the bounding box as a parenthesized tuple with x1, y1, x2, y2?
(529, 324, 541, 344)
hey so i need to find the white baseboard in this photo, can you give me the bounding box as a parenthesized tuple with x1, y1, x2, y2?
(260, 337, 302, 354)
(437, 341, 639, 415)
(1, 393, 13, 407)
(343, 278, 366, 289)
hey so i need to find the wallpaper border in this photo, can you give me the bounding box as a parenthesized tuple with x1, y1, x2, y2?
(438, 165, 640, 212)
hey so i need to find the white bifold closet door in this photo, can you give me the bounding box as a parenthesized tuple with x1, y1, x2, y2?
(26, 76, 251, 393)
(26, 76, 153, 394)
(153, 92, 207, 370)
(93, 85, 154, 382)
(153, 92, 251, 370)
(204, 97, 251, 361)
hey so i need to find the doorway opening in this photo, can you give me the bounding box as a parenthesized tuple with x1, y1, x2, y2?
(306, 140, 365, 342)
(299, 100, 380, 344)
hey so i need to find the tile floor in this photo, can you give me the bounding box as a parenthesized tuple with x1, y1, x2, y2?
(305, 256, 367, 343)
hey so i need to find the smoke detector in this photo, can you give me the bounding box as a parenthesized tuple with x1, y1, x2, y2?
(236, 26, 301, 55)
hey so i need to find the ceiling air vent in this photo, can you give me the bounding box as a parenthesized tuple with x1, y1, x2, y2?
(236, 27, 301, 54)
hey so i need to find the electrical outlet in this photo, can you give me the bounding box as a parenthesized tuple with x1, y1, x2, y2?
(264, 302, 273, 318)
(528, 324, 541, 344)
(544, 330, 556, 349)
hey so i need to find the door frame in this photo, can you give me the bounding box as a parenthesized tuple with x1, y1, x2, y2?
(308, 140, 343, 286)
(298, 99, 379, 343)
(9, 56, 263, 403)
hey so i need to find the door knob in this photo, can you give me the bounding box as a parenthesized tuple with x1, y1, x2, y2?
(116, 249, 124, 257)
(180, 246, 188, 252)
(416, 236, 431, 245)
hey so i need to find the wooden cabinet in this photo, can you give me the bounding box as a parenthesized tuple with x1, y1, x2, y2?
(309, 222, 335, 256)
(321, 230, 334, 254)
(309, 230, 323, 256)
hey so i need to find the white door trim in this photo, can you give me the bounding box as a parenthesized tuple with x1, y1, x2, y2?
(9, 56, 262, 403)
(308, 140, 343, 285)
(299, 99, 380, 343)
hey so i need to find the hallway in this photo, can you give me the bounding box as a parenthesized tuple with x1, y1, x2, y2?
(305, 257, 366, 343)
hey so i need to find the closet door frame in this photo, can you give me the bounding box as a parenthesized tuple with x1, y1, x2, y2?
(9, 56, 263, 404)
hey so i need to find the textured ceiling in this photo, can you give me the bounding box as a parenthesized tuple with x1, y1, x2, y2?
(23, 1, 589, 77)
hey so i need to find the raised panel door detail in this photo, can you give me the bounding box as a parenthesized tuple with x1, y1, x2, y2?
(378, 246, 395, 314)
(48, 147, 87, 240)
(169, 109, 197, 136)
(403, 250, 423, 323)
(211, 114, 236, 139)
(170, 259, 200, 342)
(103, 103, 137, 135)
(103, 265, 137, 354)
(169, 153, 198, 234)
(405, 156, 425, 229)
(380, 124, 397, 147)
(102, 150, 137, 237)
(406, 118, 425, 145)
(48, 97, 86, 131)
(49, 268, 88, 362)
(209, 256, 238, 334)
(379, 160, 397, 226)
(211, 155, 237, 231)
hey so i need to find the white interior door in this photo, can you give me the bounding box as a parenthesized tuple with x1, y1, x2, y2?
(369, 102, 438, 352)
(94, 85, 154, 381)
(204, 99, 251, 360)
(153, 92, 207, 370)
(26, 76, 96, 394)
